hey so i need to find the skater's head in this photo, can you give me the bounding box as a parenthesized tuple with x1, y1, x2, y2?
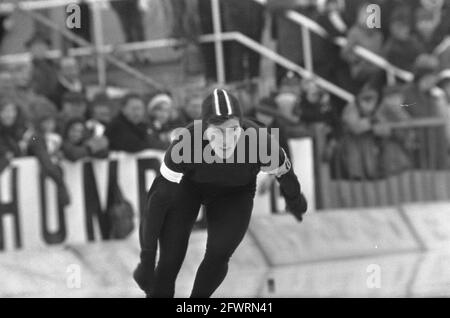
(202, 88, 242, 126)
(202, 89, 243, 159)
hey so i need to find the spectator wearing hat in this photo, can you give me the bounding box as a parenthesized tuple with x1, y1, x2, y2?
(383, 7, 426, 71)
(57, 92, 88, 134)
(147, 93, 184, 148)
(26, 32, 59, 103)
(27, 99, 70, 207)
(105, 94, 166, 153)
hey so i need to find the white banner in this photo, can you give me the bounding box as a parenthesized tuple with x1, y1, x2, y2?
(0, 139, 315, 252)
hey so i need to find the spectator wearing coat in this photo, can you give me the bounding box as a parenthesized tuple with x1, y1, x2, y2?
(105, 94, 166, 153)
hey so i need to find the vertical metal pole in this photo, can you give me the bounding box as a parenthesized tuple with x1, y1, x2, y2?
(92, 0, 107, 89)
(301, 25, 313, 74)
(387, 70, 396, 86)
(211, 0, 226, 85)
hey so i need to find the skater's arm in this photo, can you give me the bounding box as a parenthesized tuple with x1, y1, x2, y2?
(259, 131, 307, 221)
(159, 133, 191, 184)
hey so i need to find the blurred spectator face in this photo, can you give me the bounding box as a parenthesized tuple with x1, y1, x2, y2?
(0, 103, 18, 127)
(415, 13, 437, 38)
(60, 57, 80, 81)
(418, 74, 437, 91)
(62, 101, 88, 119)
(185, 95, 203, 120)
(92, 104, 113, 125)
(67, 122, 86, 144)
(122, 97, 145, 125)
(12, 64, 32, 88)
(382, 92, 404, 108)
(149, 102, 172, 124)
(358, 90, 379, 116)
(40, 117, 56, 134)
(390, 21, 410, 40)
(304, 81, 322, 103)
(275, 93, 297, 117)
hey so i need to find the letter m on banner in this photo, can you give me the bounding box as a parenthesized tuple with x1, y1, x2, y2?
(0, 168, 21, 251)
(83, 160, 121, 241)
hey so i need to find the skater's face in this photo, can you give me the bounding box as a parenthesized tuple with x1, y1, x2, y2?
(205, 118, 242, 159)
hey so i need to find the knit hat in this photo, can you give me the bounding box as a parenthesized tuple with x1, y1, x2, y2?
(201, 88, 242, 124)
(147, 93, 173, 113)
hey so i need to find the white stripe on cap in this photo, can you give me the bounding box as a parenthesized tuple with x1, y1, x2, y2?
(160, 161, 183, 183)
(213, 89, 221, 116)
(221, 89, 233, 115)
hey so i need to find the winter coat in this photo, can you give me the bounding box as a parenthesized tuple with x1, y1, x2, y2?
(105, 113, 167, 153)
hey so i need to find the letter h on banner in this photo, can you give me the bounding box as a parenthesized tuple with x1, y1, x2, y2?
(0, 168, 21, 251)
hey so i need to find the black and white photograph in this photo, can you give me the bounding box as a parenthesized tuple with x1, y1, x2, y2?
(0, 0, 449, 302)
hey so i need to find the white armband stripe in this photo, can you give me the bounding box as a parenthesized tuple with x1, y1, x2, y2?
(160, 161, 183, 183)
(262, 148, 291, 177)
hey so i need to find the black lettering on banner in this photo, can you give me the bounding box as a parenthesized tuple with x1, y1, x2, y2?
(83, 161, 119, 241)
(0, 168, 21, 250)
(39, 168, 67, 245)
(137, 158, 161, 218)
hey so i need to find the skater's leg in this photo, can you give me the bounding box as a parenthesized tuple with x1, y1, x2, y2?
(134, 176, 173, 294)
(134, 176, 199, 295)
(151, 187, 201, 298)
(190, 191, 254, 298)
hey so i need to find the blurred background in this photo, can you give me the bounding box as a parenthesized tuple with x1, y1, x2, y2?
(0, 0, 449, 298)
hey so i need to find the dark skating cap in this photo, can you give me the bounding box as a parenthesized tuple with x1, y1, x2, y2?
(201, 88, 242, 124)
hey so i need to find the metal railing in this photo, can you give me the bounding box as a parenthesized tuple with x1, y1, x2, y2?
(253, 0, 415, 83)
(0, 0, 355, 102)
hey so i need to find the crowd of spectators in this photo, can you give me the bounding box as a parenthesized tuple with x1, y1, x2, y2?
(1, 0, 450, 196)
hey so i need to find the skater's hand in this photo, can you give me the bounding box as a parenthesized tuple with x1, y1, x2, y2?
(286, 192, 307, 222)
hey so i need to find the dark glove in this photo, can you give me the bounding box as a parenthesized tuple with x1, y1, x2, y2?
(276, 169, 307, 222)
(285, 192, 307, 222)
